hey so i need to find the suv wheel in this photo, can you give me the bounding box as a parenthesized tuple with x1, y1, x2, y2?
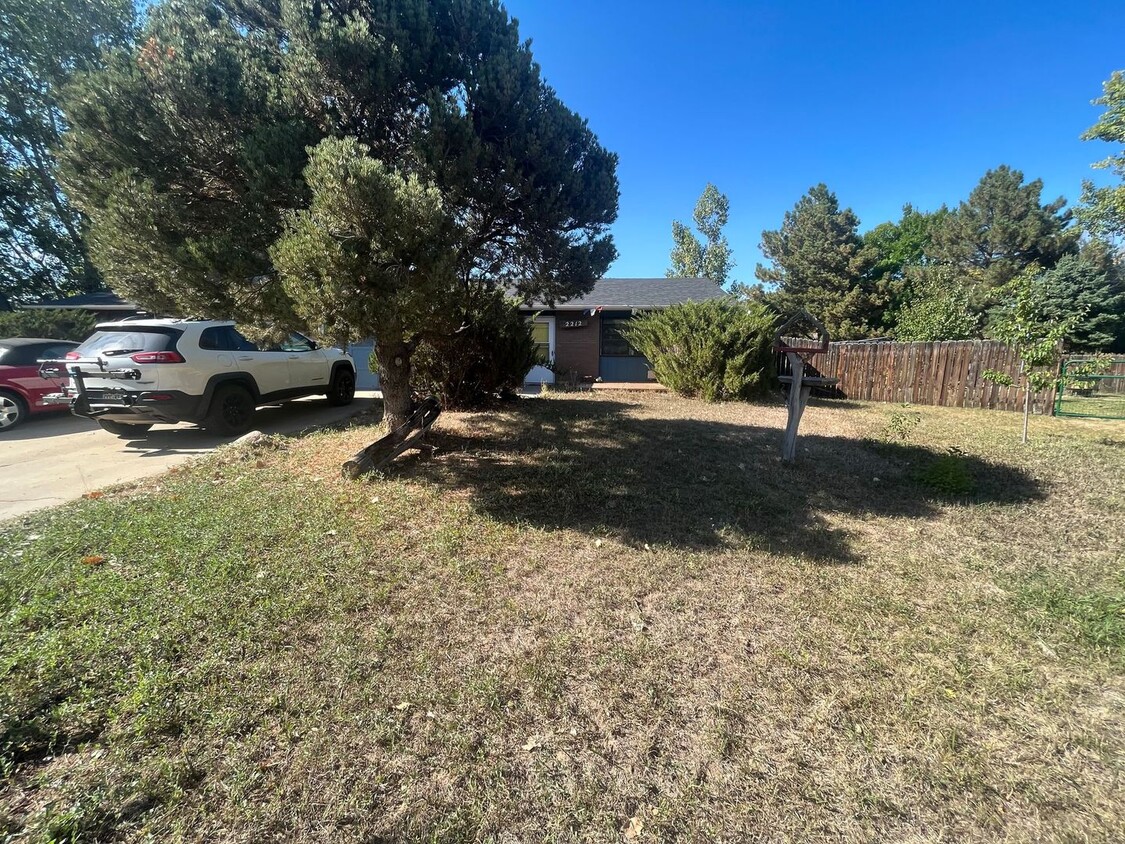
(326, 368, 356, 406)
(205, 384, 255, 436)
(0, 391, 27, 432)
(98, 420, 154, 438)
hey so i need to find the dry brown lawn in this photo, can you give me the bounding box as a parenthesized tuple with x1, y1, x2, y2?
(1, 391, 1122, 842)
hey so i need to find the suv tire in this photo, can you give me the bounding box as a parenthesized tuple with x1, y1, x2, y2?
(0, 390, 27, 432)
(205, 384, 256, 436)
(98, 420, 154, 438)
(326, 367, 356, 406)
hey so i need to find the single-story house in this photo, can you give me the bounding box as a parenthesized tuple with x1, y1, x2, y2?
(21, 280, 727, 390)
(519, 277, 729, 385)
(21, 291, 143, 322)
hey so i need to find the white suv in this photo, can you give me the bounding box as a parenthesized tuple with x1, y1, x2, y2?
(41, 319, 356, 436)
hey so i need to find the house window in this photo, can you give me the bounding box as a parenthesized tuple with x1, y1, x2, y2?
(530, 320, 551, 364)
(600, 315, 639, 357)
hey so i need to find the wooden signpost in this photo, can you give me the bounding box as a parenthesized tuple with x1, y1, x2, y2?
(774, 313, 837, 463)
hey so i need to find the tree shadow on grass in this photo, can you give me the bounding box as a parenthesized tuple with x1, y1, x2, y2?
(399, 397, 1044, 564)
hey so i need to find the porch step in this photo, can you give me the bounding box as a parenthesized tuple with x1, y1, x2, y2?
(590, 381, 668, 392)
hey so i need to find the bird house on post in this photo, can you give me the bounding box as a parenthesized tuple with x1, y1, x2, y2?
(774, 312, 837, 463)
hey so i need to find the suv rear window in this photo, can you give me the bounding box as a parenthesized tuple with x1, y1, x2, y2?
(74, 328, 182, 358)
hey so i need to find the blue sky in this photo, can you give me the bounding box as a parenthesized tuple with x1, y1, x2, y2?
(502, 0, 1122, 282)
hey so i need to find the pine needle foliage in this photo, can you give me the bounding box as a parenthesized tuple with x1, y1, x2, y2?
(0, 308, 96, 341)
(406, 292, 538, 409)
(622, 300, 777, 402)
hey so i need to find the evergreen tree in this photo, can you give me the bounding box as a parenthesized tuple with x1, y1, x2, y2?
(1078, 70, 1125, 246)
(60, 0, 618, 429)
(1038, 247, 1125, 352)
(930, 165, 1077, 290)
(0, 0, 133, 305)
(667, 183, 734, 285)
(755, 183, 877, 339)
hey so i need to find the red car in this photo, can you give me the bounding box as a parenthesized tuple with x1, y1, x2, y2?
(0, 337, 80, 431)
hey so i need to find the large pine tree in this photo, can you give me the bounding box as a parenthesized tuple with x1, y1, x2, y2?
(929, 165, 1076, 290)
(755, 184, 878, 339)
(60, 0, 618, 427)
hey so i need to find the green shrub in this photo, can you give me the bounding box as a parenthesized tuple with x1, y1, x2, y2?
(621, 299, 777, 401)
(0, 308, 98, 341)
(375, 291, 538, 410)
(883, 407, 921, 441)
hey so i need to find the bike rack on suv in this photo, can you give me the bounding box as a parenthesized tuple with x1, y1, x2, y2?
(39, 358, 142, 418)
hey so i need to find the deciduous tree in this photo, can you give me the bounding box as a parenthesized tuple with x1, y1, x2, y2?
(667, 183, 734, 285)
(984, 268, 1079, 443)
(892, 266, 980, 341)
(60, 0, 618, 428)
(863, 204, 949, 330)
(1077, 70, 1125, 246)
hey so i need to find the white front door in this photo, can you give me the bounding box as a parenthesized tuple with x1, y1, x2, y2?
(526, 316, 555, 384)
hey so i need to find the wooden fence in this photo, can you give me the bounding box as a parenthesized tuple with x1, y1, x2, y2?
(1068, 358, 1125, 395)
(785, 339, 1056, 414)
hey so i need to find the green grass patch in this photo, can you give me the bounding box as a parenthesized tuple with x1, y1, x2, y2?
(1014, 574, 1125, 657)
(914, 452, 977, 497)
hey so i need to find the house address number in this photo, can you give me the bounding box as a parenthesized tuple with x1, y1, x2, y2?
(561, 319, 588, 329)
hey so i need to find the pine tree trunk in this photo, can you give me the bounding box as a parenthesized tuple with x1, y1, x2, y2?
(376, 338, 413, 431)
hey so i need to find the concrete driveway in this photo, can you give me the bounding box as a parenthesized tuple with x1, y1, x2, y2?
(0, 392, 380, 522)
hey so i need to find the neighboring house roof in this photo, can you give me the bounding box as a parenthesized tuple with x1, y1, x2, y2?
(522, 277, 729, 310)
(22, 291, 138, 311)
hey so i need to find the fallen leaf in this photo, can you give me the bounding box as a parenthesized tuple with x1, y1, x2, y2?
(521, 736, 542, 752)
(394, 702, 410, 711)
(82, 491, 104, 500)
(624, 815, 644, 839)
(81, 555, 106, 566)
